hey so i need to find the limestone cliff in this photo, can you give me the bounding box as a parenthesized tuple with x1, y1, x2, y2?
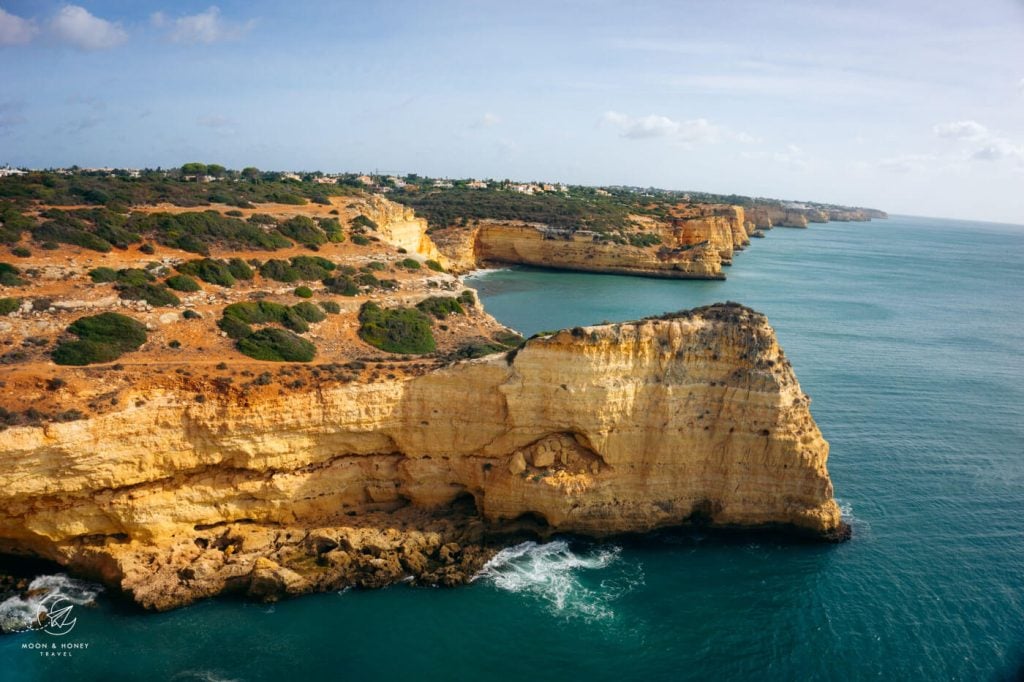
(354, 196, 449, 265)
(0, 303, 845, 609)
(440, 221, 725, 279)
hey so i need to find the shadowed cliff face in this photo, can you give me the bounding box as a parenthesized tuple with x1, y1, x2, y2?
(0, 303, 844, 610)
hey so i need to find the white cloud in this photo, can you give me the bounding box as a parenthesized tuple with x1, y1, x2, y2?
(933, 120, 987, 141)
(0, 7, 37, 45)
(156, 6, 253, 45)
(602, 111, 749, 146)
(197, 114, 232, 128)
(933, 119, 1024, 164)
(50, 5, 127, 50)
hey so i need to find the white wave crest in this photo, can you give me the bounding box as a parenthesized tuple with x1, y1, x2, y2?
(0, 573, 102, 634)
(472, 540, 640, 621)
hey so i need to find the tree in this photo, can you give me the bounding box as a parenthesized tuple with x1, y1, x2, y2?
(206, 164, 226, 178)
(181, 162, 207, 182)
(241, 167, 261, 183)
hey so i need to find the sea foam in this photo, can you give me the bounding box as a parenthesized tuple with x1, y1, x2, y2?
(0, 573, 102, 634)
(472, 540, 641, 621)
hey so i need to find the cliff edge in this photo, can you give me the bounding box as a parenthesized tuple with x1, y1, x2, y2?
(0, 303, 846, 610)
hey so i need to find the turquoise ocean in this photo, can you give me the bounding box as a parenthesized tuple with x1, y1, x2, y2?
(2, 215, 1023, 681)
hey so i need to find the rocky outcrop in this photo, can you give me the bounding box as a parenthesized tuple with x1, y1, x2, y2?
(0, 303, 845, 609)
(472, 221, 725, 279)
(355, 196, 449, 264)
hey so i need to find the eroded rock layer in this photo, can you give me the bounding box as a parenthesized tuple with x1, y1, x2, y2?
(0, 303, 845, 609)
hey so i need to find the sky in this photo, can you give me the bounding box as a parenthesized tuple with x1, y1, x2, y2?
(1, 0, 1022, 223)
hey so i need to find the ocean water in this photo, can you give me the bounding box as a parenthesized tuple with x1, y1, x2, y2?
(2, 215, 1023, 681)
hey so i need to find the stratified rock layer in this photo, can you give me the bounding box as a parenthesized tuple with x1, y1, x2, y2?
(0, 303, 844, 609)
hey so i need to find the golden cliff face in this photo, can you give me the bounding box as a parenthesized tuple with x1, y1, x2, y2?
(0, 303, 845, 609)
(466, 221, 725, 279)
(355, 195, 449, 264)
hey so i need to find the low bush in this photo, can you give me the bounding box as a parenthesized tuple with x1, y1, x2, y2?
(11, 246, 30, 258)
(358, 302, 436, 354)
(319, 300, 341, 314)
(177, 258, 236, 287)
(237, 328, 316, 362)
(117, 282, 181, 307)
(294, 285, 313, 298)
(52, 312, 147, 365)
(350, 214, 378, 231)
(318, 217, 344, 242)
(221, 301, 309, 333)
(0, 262, 26, 286)
(227, 257, 254, 280)
(399, 258, 421, 270)
(458, 290, 476, 306)
(165, 274, 201, 292)
(218, 315, 252, 340)
(0, 297, 20, 315)
(88, 266, 118, 283)
(415, 296, 465, 319)
(182, 309, 202, 320)
(291, 301, 326, 323)
(259, 255, 335, 282)
(322, 275, 359, 296)
(351, 234, 370, 246)
(279, 216, 327, 248)
(425, 259, 445, 272)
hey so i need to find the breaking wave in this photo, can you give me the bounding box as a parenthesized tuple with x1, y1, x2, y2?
(0, 573, 102, 634)
(472, 540, 642, 621)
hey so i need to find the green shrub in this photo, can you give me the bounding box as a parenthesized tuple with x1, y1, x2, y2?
(52, 339, 123, 365)
(291, 301, 326, 323)
(399, 258, 421, 270)
(294, 285, 313, 298)
(218, 315, 252, 339)
(114, 268, 154, 286)
(183, 309, 202, 320)
(458, 290, 476, 306)
(318, 217, 344, 242)
(366, 261, 386, 271)
(177, 258, 236, 287)
(628, 232, 662, 247)
(0, 263, 26, 286)
(222, 301, 308, 333)
(11, 246, 30, 258)
(237, 328, 316, 362)
(351, 234, 371, 246)
(88, 266, 118, 283)
(358, 302, 436, 354)
(225, 210, 244, 217)
(0, 297, 20, 315)
(425, 259, 445, 272)
(415, 296, 465, 319)
(165, 274, 201, 292)
(227, 257, 254, 280)
(322, 275, 359, 296)
(129, 210, 290, 254)
(118, 283, 180, 307)
(52, 312, 147, 365)
(493, 330, 525, 347)
(279, 216, 326, 248)
(259, 256, 335, 282)
(350, 214, 378, 231)
(139, 243, 155, 254)
(319, 300, 341, 314)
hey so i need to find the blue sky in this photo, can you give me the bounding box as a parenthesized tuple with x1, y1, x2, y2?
(1, 0, 1022, 222)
